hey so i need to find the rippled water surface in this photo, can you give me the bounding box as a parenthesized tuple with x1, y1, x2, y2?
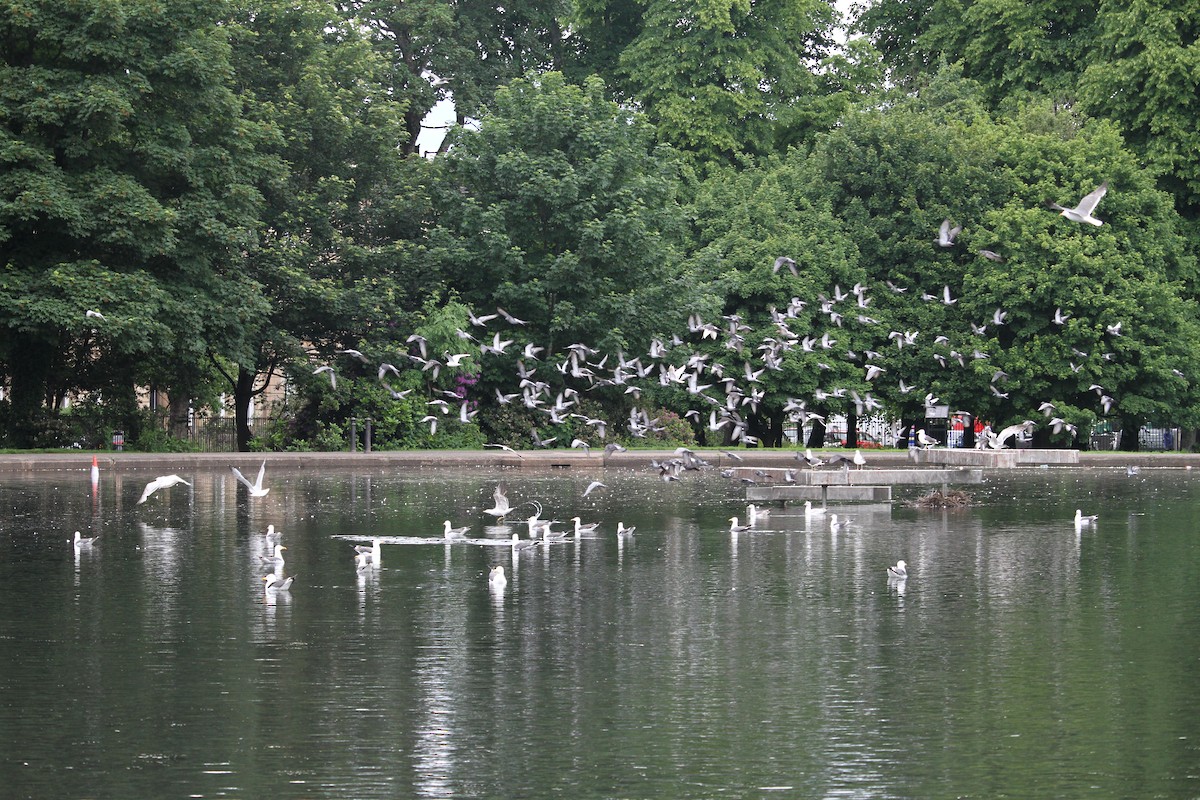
(1, 464, 1199, 798)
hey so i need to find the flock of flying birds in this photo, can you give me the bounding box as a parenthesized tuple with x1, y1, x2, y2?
(75, 183, 1120, 590)
(300, 181, 1134, 453)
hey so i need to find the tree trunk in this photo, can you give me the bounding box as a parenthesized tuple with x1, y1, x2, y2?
(846, 410, 858, 448)
(1180, 428, 1197, 452)
(168, 394, 190, 440)
(1118, 418, 1140, 451)
(234, 366, 256, 452)
(806, 419, 826, 448)
(5, 335, 54, 447)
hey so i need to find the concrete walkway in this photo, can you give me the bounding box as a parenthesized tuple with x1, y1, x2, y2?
(0, 448, 1194, 474)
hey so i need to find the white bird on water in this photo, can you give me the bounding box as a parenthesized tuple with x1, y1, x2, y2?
(746, 504, 769, 525)
(1074, 509, 1099, 527)
(829, 514, 850, 533)
(616, 522, 636, 536)
(729, 516, 753, 533)
(73, 530, 99, 549)
(136, 474, 192, 505)
(483, 484, 512, 520)
(887, 560, 908, 580)
(263, 544, 287, 575)
(1049, 181, 1108, 226)
(230, 460, 270, 497)
(488, 565, 507, 590)
(571, 517, 600, 537)
(263, 574, 294, 593)
(443, 520, 470, 539)
(354, 538, 382, 567)
(265, 524, 282, 547)
(803, 501, 827, 518)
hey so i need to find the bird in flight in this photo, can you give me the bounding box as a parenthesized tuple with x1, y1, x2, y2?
(1048, 182, 1108, 226)
(137, 474, 192, 505)
(231, 460, 270, 497)
(936, 219, 961, 247)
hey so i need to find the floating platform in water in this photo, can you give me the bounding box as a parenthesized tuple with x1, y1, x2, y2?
(742, 466, 982, 504)
(910, 448, 1079, 467)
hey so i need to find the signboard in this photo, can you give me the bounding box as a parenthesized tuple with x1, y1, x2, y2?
(925, 404, 950, 419)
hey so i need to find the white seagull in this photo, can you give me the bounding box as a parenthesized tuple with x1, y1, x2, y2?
(263, 574, 295, 593)
(73, 530, 100, 549)
(936, 219, 962, 247)
(484, 484, 512, 520)
(353, 538, 382, 567)
(803, 501, 827, 518)
(137, 474, 192, 505)
(916, 429, 939, 449)
(263, 544, 287, 575)
(230, 460, 270, 497)
(571, 517, 600, 537)
(746, 504, 770, 525)
(488, 565, 508, 590)
(1074, 509, 1099, 527)
(887, 560, 908, 580)
(443, 520, 471, 539)
(1049, 181, 1108, 226)
(729, 516, 753, 533)
(312, 365, 336, 389)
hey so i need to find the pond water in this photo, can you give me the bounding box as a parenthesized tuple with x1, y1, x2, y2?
(1, 465, 1198, 798)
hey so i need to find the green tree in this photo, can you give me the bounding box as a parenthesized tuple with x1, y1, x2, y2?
(430, 72, 704, 437)
(225, 0, 436, 450)
(0, 0, 272, 446)
(435, 73, 694, 354)
(572, 0, 844, 163)
(1078, 1, 1200, 222)
(345, 0, 568, 154)
(793, 79, 1200, 446)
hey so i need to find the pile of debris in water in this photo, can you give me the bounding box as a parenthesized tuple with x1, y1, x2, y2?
(908, 489, 972, 508)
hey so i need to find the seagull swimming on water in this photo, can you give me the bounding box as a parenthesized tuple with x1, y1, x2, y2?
(230, 460, 270, 497)
(571, 517, 600, 537)
(264, 574, 294, 593)
(73, 530, 100, 549)
(746, 504, 769, 525)
(1074, 509, 1099, 527)
(443, 520, 471, 539)
(729, 517, 753, 533)
(887, 560, 908, 580)
(1049, 182, 1108, 226)
(137, 474, 192, 505)
(488, 565, 507, 590)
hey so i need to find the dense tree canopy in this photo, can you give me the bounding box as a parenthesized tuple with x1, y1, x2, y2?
(1, 0, 1198, 451)
(0, 0, 273, 446)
